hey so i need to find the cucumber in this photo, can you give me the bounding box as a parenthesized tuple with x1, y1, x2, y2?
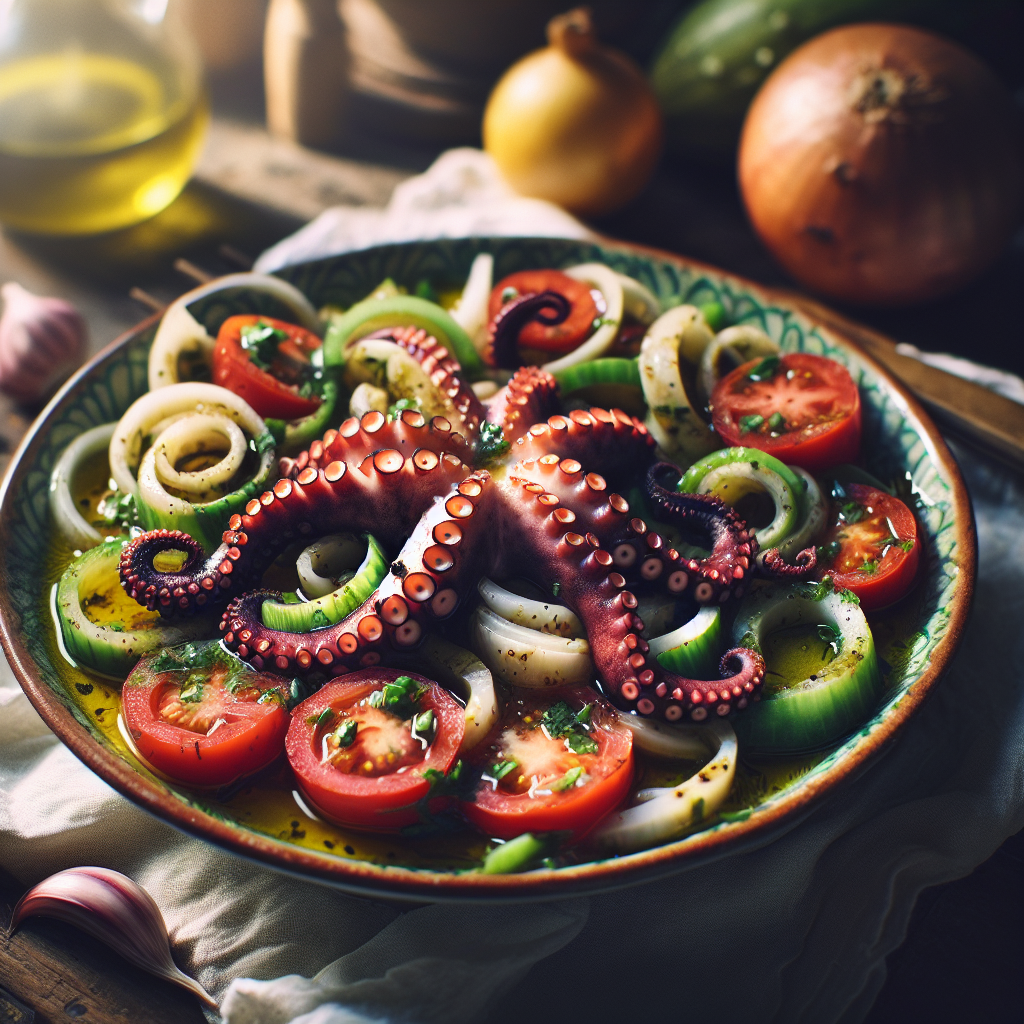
(322, 295, 482, 375)
(56, 541, 205, 677)
(267, 377, 340, 456)
(649, 606, 722, 679)
(261, 533, 388, 632)
(678, 446, 805, 550)
(650, 0, 968, 162)
(554, 357, 642, 395)
(730, 580, 881, 752)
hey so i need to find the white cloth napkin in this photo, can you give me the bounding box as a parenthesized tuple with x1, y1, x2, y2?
(2, 148, 1022, 1024)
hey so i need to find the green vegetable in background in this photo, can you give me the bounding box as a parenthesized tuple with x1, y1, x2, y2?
(649, 0, 979, 163)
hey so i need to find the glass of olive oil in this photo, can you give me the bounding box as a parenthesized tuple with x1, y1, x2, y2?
(0, 0, 208, 235)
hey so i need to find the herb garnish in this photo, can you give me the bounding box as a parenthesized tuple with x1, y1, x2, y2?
(476, 420, 510, 466)
(239, 321, 289, 370)
(367, 675, 426, 719)
(491, 759, 519, 782)
(739, 414, 764, 433)
(747, 355, 781, 382)
(540, 701, 598, 755)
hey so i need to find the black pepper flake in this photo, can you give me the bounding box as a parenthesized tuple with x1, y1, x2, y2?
(344, 845, 355, 855)
(75, 682, 94, 695)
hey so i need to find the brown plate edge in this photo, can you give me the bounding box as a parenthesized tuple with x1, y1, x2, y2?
(0, 238, 977, 903)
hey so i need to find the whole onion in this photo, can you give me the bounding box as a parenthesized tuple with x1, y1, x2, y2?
(483, 7, 663, 218)
(738, 24, 1024, 306)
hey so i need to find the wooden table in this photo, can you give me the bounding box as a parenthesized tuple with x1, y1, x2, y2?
(1, 106, 1020, 1023)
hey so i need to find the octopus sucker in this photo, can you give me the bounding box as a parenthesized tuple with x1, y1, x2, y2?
(119, 325, 783, 722)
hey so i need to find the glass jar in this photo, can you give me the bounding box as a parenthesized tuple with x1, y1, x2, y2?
(0, 0, 208, 234)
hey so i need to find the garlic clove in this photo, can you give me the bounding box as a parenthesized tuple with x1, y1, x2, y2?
(0, 282, 87, 402)
(10, 866, 218, 1009)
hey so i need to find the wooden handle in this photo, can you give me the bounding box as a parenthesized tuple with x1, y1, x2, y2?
(788, 294, 1024, 474)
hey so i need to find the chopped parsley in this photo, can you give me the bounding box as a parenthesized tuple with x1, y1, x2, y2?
(739, 414, 764, 433)
(859, 559, 879, 574)
(491, 759, 519, 781)
(239, 321, 289, 370)
(388, 396, 421, 420)
(367, 675, 426, 719)
(817, 623, 844, 656)
(411, 709, 436, 742)
(550, 766, 584, 792)
(766, 411, 785, 433)
(334, 719, 358, 747)
(540, 701, 598, 754)
(746, 355, 781, 382)
(476, 420, 510, 466)
(816, 540, 842, 565)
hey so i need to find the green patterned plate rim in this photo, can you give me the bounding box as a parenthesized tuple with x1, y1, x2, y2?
(0, 237, 975, 902)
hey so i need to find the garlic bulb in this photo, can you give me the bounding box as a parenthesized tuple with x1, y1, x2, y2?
(0, 283, 86, 402)
(11, 866, 217, 1008)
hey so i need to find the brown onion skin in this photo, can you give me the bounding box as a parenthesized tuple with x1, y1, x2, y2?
(738, 24, 1024, 307)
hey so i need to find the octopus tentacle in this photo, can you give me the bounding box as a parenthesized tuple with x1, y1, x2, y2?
(221, 473, 496, 675)
(485, 292, 571, 368)
(511, 407, 654, 483)
(759, 546, 818, 578)
(484, 366, 560, 445)
(364, 325, 487, 437)
(121, 442, 471, 615)
(491, 481, 765, 720)
(281, 408, 472, 479)
(645, 462, 756, 603)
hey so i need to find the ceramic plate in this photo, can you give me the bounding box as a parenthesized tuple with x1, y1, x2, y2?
(0, 237, 974, 901)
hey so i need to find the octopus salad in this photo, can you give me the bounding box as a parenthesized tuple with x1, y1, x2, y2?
(48, 256, 922, 871)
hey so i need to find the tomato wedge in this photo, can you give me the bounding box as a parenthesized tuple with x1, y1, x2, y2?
(710, 352, 861, 473)
(489, 270, 601, 353)
(212, 314, 323, 420)
(122, 649, 289, 787)
(286, 669, 464, 831)
(820, 483, 921, 611)
(461, 688, 633, 841)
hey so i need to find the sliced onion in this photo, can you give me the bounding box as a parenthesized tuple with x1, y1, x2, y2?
(450, 252, 494, 356)
(109, 382, 267, 497)
(614, 713, 711, 761)
(148, 272, 320, 391)
(697, 325, 778, 407)
(49, 422, 117, 550)
(344, 338, 460, 423)
(296, 533, 368, 598)
(398, 634, 499, 752)
(477, 577, 584, 639)
(617, 273, 660, 326)
(590, 720, 737, 854)
(638, 305, 718, 461)
(150, 413, 248, 500)
(348, 382, 389, 419)
(541, 263, 624, 375)
(470, 604, 593, 688)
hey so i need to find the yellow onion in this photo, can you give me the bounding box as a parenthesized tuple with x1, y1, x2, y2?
(739, 24, 1024, 306)
(483, 7, 663, 218)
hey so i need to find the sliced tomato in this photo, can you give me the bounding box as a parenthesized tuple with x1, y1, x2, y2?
(461, 688, 633, 841)
(286, 669, 464, 831)
(710, 352, 861, 474)
(122, 654, 289, 787)
(821, 483, 920, 612)
(212, 314, 323, 420)
(489, 270, 601, 354)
